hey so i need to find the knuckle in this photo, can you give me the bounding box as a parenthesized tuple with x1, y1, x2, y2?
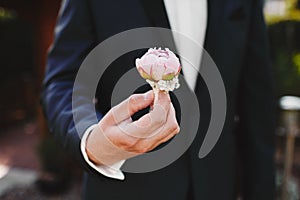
(116, 137, 138, 150)
(133, 145, 149, 154)
(152, 115, 166, 126)
(165, 121, 179, 133)
(174, 126, 180, 134)
(170, 124, 179, 133)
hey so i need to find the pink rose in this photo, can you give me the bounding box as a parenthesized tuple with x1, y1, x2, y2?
(136, 48, 181, 81)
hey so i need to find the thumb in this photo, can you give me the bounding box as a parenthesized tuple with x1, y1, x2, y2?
(105, 90, 154, 125)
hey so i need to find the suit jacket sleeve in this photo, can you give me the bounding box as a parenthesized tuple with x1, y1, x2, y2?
(41, 0, 102, 174)
(238, 0, 276, 199)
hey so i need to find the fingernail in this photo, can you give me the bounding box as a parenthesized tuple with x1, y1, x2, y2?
(144, 91, 153, 100)
(131, 95, 138, 103)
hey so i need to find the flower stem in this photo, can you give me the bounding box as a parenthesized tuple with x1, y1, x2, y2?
(153, 86, 159, 105)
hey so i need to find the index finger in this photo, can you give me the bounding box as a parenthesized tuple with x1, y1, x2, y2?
(123, 92, 171, 138)
(102, 91, 154, 125)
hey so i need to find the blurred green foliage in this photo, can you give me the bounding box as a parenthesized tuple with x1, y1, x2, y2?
(271, 51, 300, 96)
(293, 53, 300, 74)
(0, 7, 16, 21)
(266, 0, 300, 97)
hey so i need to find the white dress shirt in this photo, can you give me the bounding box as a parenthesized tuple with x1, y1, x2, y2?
(80, 0, 207, 180)
(164, 0, 207, 90)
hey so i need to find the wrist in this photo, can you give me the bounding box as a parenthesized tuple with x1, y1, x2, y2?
(86, 128, 103, 165)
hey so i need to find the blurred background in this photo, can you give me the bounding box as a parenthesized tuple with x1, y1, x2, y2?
(0, 0, 299, 199)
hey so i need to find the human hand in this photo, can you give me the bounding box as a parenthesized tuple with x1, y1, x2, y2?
(85, 91, 180, 166)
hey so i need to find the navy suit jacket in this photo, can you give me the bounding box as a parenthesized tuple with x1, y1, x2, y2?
(42, 0, 276, 199)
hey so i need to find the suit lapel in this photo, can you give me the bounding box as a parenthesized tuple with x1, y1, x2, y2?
(140, 0, 171, 28)
(139, 0, 177, 56)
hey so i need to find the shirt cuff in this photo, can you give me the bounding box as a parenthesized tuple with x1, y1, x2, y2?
(80, 124, 125, 180)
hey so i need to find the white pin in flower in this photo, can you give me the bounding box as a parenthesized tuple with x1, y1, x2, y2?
(136, 48, 181, 103)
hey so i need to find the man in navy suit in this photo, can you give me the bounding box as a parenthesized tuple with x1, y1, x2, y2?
(42, 0, 276, 199)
